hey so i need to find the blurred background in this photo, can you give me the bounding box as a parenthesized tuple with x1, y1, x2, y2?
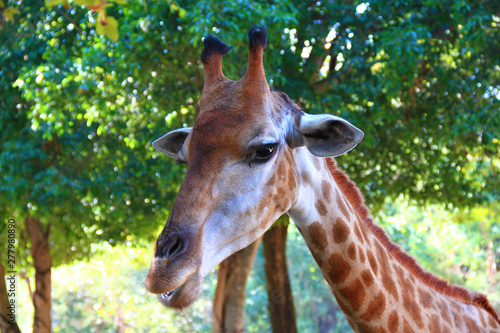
(1, 0, 499, 332)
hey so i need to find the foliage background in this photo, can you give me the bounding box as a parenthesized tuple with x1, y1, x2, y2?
(1, 0, 499, 331)
(14, 203, 500, 332)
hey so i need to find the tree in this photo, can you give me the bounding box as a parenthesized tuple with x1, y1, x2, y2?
(213, 239, 261, 333)
(212, 216, 298, 333)
(24, 217, 51, 333)
(1, 0, 499, 331)
(263, 216, 297, 333)
(0, 1, 182, 330)
(0, 1, 299, 330)
(0, 262, 21, 333)
(277, 0, 500, 208)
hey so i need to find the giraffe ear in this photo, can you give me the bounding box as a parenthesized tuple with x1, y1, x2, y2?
(291, 114, 364, 157)
(152, 127, 192, 161)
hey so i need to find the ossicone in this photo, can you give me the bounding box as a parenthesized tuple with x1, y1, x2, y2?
(242, 26, 269, 90)
(200, 34, 232, 86)
(200, 35, 232, 65)
(248, 26, 267, 51)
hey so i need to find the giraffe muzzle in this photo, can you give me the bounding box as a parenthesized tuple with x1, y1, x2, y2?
(145, 228, 203, 308)
(156, 271, 201, 309)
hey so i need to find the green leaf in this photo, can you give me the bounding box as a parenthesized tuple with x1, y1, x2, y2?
(2, 7, 20, 21)
(74, 0, 103, 7)
(45, 0, 69, 7)
(96, 14, 119, 42)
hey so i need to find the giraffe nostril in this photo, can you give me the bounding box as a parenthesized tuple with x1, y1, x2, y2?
(164, 235, 186, 259)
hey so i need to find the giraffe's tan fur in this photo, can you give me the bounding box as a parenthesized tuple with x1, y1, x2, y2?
(145, 27, 500, 332)
(294, 156, 500, 332)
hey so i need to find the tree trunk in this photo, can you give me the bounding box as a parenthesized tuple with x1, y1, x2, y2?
(485, 240, 498, 292)
(25, 217, 52, 333)
(263, 216, 297, 333)
(479, 226, 498, 293)
(213, 238, 262, 333)
(0, 262, 21, 333)
(115, 305, 125, 333)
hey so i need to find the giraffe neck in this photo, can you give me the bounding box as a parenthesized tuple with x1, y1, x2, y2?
(287, 152, 500, 332)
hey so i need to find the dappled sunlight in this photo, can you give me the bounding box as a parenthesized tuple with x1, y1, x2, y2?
(50, 245, 215, 332)
(13, 201, 498, 332)
(1, 0, 499, 331)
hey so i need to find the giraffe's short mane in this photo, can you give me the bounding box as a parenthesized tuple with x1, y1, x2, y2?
(325, 157, 500, 323)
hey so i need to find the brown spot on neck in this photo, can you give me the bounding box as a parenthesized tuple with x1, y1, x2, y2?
(347, 243, 357, 260)
(382, 273, 398, 301)
(315, 199, 328, 217)
(360, 269, 374, 287)
(325, 157, 500, 324)
(328, 253, 352, 284)
(360, 290, 386, 321)
(418, 288, 433, 309)
(307, 221, 328, 252)
(321, 180, 332, 203)
(313, 157, 322, 171)
(367, 251, 378, 275)
(338, 278, 365, 311)
(428, 314, 442, 333)
(332, 217, 350, 243)
(387, 311, 399, 333)
(300, 170, 311, 185)
(402, 289, 424, 329)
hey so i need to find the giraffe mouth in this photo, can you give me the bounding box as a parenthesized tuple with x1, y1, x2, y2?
(156, 271, 202, 309)
(161, 290, 175, 300)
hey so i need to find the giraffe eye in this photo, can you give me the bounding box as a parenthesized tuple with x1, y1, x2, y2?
(255, 144, 277, 160)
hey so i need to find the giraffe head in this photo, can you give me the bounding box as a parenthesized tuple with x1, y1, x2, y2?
(145, 27, 364, 308)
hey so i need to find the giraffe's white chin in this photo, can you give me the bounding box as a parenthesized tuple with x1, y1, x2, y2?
(157, 271, 202, 309)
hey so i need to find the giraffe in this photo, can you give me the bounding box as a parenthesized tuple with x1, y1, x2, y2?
(145, 27, 500, 332)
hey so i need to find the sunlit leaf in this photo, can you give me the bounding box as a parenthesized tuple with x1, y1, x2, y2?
(96, 13, 119, 42)
(45, 0, 69, 7)
(73, 0, 103, 7)
(2, 4, 499, 331)
(2, 7, 20, 21)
